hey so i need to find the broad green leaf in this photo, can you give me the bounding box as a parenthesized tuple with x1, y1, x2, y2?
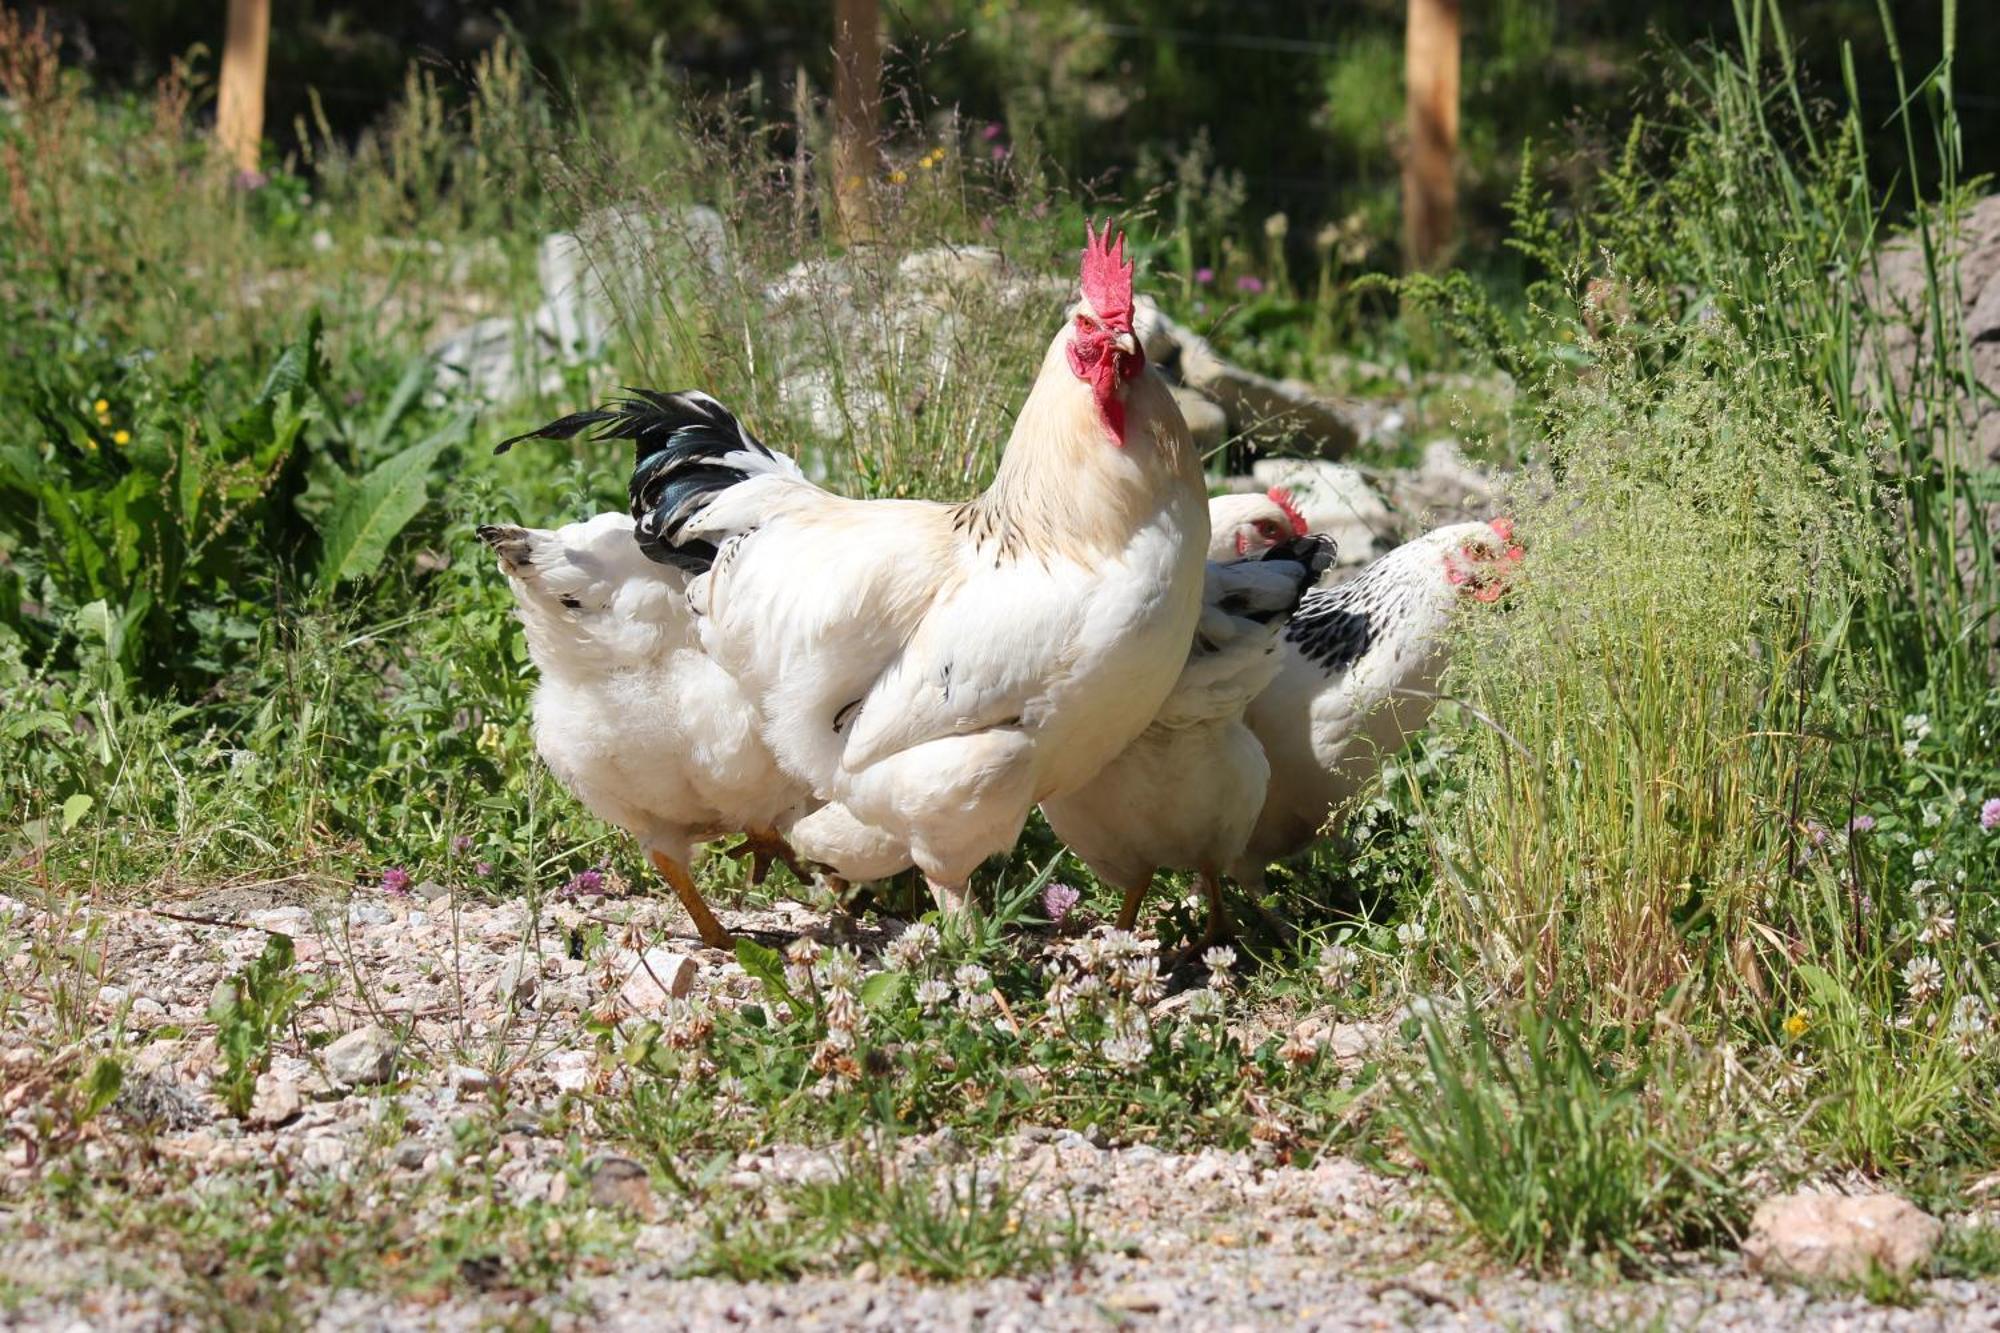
(80, 1056, 124, 1121)
(314, 413, 468, 586)
(734, 938, 797, 1011)
(60, 793, 93, 832)
(858, 970, 904, 1011)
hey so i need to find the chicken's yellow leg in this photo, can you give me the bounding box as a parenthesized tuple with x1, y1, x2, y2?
(1115, 873, 1154, 932)
(649, 850, 733, 950)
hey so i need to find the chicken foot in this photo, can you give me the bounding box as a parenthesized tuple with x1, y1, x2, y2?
(1167, 867, 1233, 973)
(1114, 874, 1154, 932)
(721, 828, 813, 887)
(649, 849, 733, 951)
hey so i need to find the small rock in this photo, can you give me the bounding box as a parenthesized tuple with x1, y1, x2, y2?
(849, 1260, 879, 1283)
(130, 997, 167, 1021)
(619, 949, 698, 1011)
(450, 1064, 493, 1094)
(300, 1135, 346, 1171)
(1103, 1284, 1170, 1313)
(496, 957, 539, 1004)
(324, 1025, 397, 1088)
(247, 1073, 302, 1127)
(347, 902, 393, 927)
(1744, 1192, 1942, 1282)
(98, 985, 129, 1009)
(587, 1156, 657, 1219)
(248, 906, 312, 933)
(394, 1141, 429, 1170)
(414, 880, 449, 903)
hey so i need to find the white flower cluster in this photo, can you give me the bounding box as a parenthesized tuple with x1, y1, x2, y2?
(1949, 995, 1990, 1060)
(1041, 925, 1175, 1069)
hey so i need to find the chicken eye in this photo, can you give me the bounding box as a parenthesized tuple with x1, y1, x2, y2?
(1254, 519, 1281, 540)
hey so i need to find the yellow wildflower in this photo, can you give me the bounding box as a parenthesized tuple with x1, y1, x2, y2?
(1782, 1010, 1809, 1040)
(112, 429, 131, 446)
(887, 169, 907, 185)
(476, 720, 504, 754)
(918, 155, 934, 171)
(93, 398, 110, 417)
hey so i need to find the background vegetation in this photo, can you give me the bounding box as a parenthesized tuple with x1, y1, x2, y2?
(3, 0, 1998, 1309)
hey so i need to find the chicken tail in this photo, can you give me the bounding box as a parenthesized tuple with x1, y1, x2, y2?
(1214, 535, 1336, 626)
(494, 389, 804, 572)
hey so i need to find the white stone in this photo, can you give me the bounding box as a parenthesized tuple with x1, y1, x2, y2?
(1744, 1192, 1941, 1281)
(324, 1025, 397, 1088)
(619, 949, 698, 1011)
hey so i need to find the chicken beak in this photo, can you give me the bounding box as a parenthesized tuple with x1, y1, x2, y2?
(1111, 330, 1139, 358)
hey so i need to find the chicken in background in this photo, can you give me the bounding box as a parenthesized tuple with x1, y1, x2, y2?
(1206, 486, 1310, 560)
(476, 494, 813, 949)
(509, 224, 1208, 926)
(1235, 518, 1524, 895)
(1040, 527, 1333, 958)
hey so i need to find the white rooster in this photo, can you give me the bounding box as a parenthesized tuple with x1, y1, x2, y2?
(1234, 518, 1522, 890)
(514, 224, 1207, 921)
(1040, 527, 1333, 953)
(476, 502, 812, 948)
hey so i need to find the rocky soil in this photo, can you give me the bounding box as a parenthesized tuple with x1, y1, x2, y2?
(5, 885, 1998, 1330)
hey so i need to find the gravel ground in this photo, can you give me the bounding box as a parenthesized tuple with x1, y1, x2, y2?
(4, 885, 1997, 1330)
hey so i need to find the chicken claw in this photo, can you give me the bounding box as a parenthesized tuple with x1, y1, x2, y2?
(721, 829, 812, 886)
(649, 849, 733, 951)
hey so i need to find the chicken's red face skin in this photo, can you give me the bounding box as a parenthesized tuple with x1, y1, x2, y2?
(1068, 221, 1144, 444)
(1231, 517, 1291, 558)
(1442, 518, 1526, 603)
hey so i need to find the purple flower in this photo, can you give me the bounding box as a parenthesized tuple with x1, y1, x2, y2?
(475, 861, 494, 878)
(1804, 820, 1830, 848)
(1194, 267, 1214, 285)
(1042, 881, 1081, 924)
(563, 868, 606, 898)
(990, 145, 1010, 162)
(380, 866, 412, 896)
(1983, 797, 2000, 831)
(1235, 275, 1265, 294)
(233, 168, 268, 191)
(451, 834, 474, 855)
(1848, 814, 1875, 835)
(982, 121, 1004, 141)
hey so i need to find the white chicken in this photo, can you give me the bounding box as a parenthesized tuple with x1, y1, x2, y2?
(1235, 518, 1522, 891)
(476, 499, 812, 948)
(530, 225, 1207, 920)
(1040, 526, 1332, 953)
(1205, 487, 1310, 561)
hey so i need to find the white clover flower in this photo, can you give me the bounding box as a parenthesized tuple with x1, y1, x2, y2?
(1922, 805, 1944, 829)
(824, 985, 861, 1034)
(1902, 712, 1931, 738)
(820, 946, 861, 990)
(952, 962, 991, 993)
(785, 937, 823, 968)
(1910, 878, 1937, 895)
(1101, 1031, 1150, 1069)
(1394, 921, 1428, 947)
(959, 987, 999, 1018)
(1912, 849, 1934, 869)
(1917, 905, 1956, 945)
(1902, 954, 1944, 1006)
(1184, 987, 1224, 1020)
(884, 922, 940, 971)
(1903, 738, 1921, 759)
(914, 978, 952, 1011)
(1278, 1029, 1320, 1066)
(1317, 943, 1356, 990)
(1201, 945, 1237, 974)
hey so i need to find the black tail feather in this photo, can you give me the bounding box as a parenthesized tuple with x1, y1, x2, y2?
(493, 389, 795, 573)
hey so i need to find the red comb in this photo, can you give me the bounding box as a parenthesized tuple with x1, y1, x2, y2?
(1080, 220, 1134, 331)
(1267, 486, 1308, 536)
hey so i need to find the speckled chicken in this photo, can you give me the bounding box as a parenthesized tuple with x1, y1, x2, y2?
(1235, 518, 1522, 891)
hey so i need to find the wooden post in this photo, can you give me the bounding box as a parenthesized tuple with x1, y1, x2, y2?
(1402, 0, 1460, 270)
(217, 0, 271, 174)
(831, 0, 880, 242)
